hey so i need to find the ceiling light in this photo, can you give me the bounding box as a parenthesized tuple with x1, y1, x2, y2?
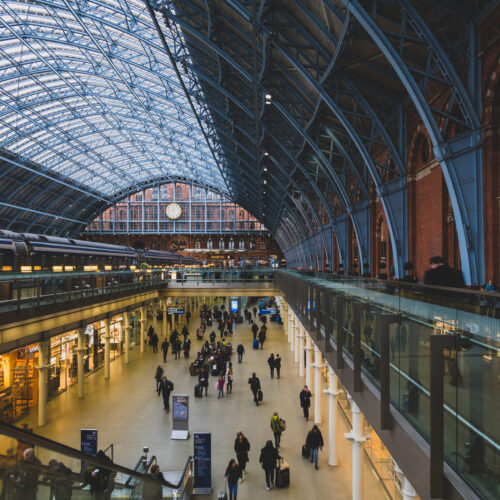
(263, 167, 268, 171)
(264, 152, 269, 156)
(265, 94, 272, 100)
(264, 180, 267, 184)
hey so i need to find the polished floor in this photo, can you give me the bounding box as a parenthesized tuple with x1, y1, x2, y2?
(21, 301, 389, 499)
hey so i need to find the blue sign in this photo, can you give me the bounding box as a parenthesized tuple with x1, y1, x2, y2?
(81, 429, 97, 456)
(173, 395, 189, 421)
(194, 433, 211, 494)
(230, 298, 239, 313)
(260, 308, 276, 315)
(168, 307, 185, 315)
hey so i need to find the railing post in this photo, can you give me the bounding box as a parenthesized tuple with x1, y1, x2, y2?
(353, 302, 363, 393)
(380, 314, 396, 430)
(430, 334, 456, 498)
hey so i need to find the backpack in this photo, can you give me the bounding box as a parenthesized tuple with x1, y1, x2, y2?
(279, 418, 286, 432)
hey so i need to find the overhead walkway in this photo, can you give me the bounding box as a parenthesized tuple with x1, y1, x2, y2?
(278, 270, 499, 500)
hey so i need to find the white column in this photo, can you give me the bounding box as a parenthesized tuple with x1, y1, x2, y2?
(344, 396, 367, 500)
(104, 317, 111, 379)
(77, 327, 85, 398)
(140, 306, 146, 353)
(153, 302, 158, 334)
(305, 334, 313, 389)
(312, 344, 323, 424)
(37, 341, 49, 426)
(323, 366, 340, 466)
(298, 323, 305, 377)
(294, 320, 300, 364)
(394, 462, 418, 500)
(123, 312, 131, 364)
(290, 314, 295, 353)
(162, 302, 168, 338)
(287, 311, 292, 343)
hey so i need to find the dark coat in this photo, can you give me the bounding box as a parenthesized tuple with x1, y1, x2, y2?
(274, 357, 281, 369)
(198, 370, 209, 387)
(267, 355, 275, 368)
(234, 437, 250, 463)
(159, 379, 174, 398)
(299, 389, 312, 408)
(248, 376, 261, 392)
(224, 464, 242, 486)
(161, 340, 169, 353)
(423, 265, 465, 288)
(259, 444, 279, 470)
(142, 471, 165, 500)
(306, 428, 324, 449)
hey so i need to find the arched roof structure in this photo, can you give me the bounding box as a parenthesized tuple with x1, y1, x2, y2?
(0, 0, 495, 283)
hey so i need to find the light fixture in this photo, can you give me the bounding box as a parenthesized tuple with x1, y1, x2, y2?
(263, 167, 268, 171)
(265, 94, 272, 100)
(264, 151, 269, 156)
(263, 180, 267, 184)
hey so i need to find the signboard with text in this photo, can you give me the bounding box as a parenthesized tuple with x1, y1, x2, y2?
(168, 307, 185, 315)
(260, 308, 276, 315)
(193, 433, 211, 494)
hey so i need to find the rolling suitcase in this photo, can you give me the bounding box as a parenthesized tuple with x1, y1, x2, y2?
(276, 460, 290, 488)
(194, 384, 202, 398)
(258, 389, 263, 402)
(302, 445, 310, 458)
(253, 339, 259, 349)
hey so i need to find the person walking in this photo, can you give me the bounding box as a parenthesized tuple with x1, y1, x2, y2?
(151, 333, 159, 353)
(161, 339, 169, 363)
(174, 339, 182, 360)
(423, 256, 465, 288)
(305, 425, 324, 470)
(236, 343, 245, 363)
(142, 464, 165, 500)
(234, 432, 250, 478)
(224, 459, 242, 500)
(274, 354, 281, 379)
(248, 373, 261, 406)
(217, 375, 225, 399)
(252, 306, 257, 318)
(259, 440, 279, 491)
(258, 328, 266, 350)
(158, 376, 174, 412)
(225, 362, 233, 395)
(186, 310, 191, 324)
(267, 354, 275, 378)
(198, 366, 209, 396)
(299, 386, 312, 421)
(154, 365, 164, 394)
(251, 322, 259, 340)
(270, 412, 283, 449)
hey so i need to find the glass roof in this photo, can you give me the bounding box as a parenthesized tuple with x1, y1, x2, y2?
(0, 0, 228, 197)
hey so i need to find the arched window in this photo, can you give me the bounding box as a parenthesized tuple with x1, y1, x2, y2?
(218, 238, 225, 250)
(238, 239, 245, 250)
(207, 238, 213, 249)
(228, 238, 234, 249)
(195, 239, 201, 249)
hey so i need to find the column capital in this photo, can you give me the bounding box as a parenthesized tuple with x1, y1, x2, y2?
(311, 362, 326, 369)
(323, 388, 341, 397)
(344, 431, 368, 444)
(36, 363, 50, 370)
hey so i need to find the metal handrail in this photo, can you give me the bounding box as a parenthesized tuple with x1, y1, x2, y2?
(0, 422, 191, 490)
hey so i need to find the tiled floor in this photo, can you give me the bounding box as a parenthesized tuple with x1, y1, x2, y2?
(20, 300, 389, 499)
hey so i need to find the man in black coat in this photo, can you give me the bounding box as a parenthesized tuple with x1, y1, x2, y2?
(251, 322, 259, 340)
(161, 339, 169, 363)
(158, 376, 174, 411)
(423, 256, 465, 288)
(299, 385, 312, 421)
(248, 373, 261, 406)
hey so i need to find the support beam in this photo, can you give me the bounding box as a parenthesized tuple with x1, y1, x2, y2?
(77, 327, 85, 398)
(140, 306, 146, 353)
(345, 396, 367, 500)
(305, 333, 314, 389)
(104, 317, 111, 379)
(123, 312, 131, 364)
(37, 340, 49, 426)
(299, 323, 305, 378)
(313, 344, 323, 424)
(323, 366, 340, 466)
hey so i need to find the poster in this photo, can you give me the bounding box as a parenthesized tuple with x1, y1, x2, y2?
(81, 429, 98, 456)
(193, 433, 211, 494)
(172, 395, 189, 421)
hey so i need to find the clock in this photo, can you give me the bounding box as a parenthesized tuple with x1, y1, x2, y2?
(165, 202, 182, 220)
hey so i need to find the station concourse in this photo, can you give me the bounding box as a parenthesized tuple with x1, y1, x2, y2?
(14, 297, 390, 500)
(0, 1, 498, 499)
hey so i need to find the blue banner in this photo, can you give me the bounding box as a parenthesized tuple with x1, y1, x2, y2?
(194, 433, 211, 494)
(168, 307, 185, 315)
(260, 308, 276, 315)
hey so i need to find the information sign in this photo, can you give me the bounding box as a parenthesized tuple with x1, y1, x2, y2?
(168, 307, 185, 315)
(171, 394, 189, 440)
(193, 433, 211, 494)
(81, 429, 98, 456)
(260, 308, 276, 315)
(230, 298, 239, 313)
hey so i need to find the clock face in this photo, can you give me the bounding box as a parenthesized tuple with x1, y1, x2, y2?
(166, 202, 182, 220)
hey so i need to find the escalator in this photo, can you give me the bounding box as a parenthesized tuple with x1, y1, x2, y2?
(0, 422, 193, 499)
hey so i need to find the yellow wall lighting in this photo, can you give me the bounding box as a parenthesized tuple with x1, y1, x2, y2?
(64, 266, 74, 272)
(2, 266, 12, 271)
(130, 265, 136, 270)
(52, 266, 63, 272)
(33, 266, 41, 271)
(21, 266, 32, 273)
(84, 265, 98, 272)
(104, 265, 112, 271)
(146, 269, 152, 273)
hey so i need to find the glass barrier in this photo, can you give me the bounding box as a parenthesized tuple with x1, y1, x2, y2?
(0, 423, 193, 499)
(280, 270, 500, 498)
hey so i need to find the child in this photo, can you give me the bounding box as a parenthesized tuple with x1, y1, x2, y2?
(217, 375, 225, 399)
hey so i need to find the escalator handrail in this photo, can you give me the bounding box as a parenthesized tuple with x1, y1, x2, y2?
(0, 422, 191, 490)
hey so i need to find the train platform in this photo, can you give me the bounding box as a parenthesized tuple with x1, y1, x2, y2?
(17, 301, 389, 499)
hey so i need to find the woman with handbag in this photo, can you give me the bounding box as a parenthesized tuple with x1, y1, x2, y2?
(233, 432, 250, 478)
(223, 459, 242, 500)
